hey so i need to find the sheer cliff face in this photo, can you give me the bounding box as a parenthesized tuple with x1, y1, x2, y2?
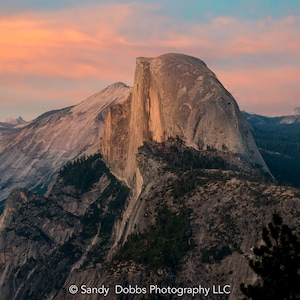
(102, 54, 269, 186)
(0, 53, 268, 201)
(0, 54, 289, 300)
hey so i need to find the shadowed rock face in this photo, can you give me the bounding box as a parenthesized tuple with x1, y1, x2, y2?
(0, 141, 299, 300)
(0, 54, 292, 300)
(102, 53, 269, 186)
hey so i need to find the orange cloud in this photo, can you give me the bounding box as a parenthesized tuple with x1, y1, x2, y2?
(0, 2, 299, 119)
(216, 67, 300, 115)
(0, 4, 138, 79)
(1, 5, 298, 77)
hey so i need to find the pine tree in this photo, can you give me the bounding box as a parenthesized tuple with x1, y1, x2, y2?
(240, 213, 300, 300)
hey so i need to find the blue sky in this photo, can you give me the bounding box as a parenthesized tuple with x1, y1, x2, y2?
(1, 0, 299, 18)
(0, 0, 299, 121)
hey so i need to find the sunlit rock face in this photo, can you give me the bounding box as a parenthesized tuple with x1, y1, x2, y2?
(102, 53, 269, 186)
(0, 54, 283, 300)
(0, 53, 268, 202)
(0, 82, 131, 202)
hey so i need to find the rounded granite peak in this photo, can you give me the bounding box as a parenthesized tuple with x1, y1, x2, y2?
(137, 53, 213, 77)
(103, 53, 271, 186)
(138, 53, 208, 65)
(154, 52, 209, 67)
(133, 53, 270, 172)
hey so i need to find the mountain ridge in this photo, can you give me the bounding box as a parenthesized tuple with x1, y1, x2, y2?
(0, 140, 299, 300)
(0, 54, 269, 202)
(0, 82, 131, 202)
(2, 53, 298, 299)
(243, 111, 300, 187)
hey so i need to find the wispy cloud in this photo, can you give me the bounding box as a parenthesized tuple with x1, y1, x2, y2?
(0, 2, 299, 120)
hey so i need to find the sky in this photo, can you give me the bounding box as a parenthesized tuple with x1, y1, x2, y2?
(0, 0, 299, 121)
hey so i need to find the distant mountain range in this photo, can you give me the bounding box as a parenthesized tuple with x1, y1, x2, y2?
(0, 116, 27, 129)
(243, 111, 300, 125)
(243, 111, 300, 187)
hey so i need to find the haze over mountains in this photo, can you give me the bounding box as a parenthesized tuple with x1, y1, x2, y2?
(0, 54, 299, 299)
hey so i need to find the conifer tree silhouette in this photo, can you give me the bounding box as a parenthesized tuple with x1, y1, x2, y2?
(240, 213, 300, 300)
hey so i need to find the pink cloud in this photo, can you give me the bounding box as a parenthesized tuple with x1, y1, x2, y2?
(216, 67, 300, 116)
(0, 2, 299, 119)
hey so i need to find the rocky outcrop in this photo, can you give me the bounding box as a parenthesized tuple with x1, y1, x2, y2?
(101, 54, 269, 187)
(0, 154, 130, 300)
(0, 54, 269, 202)
(0, 82, 131, 202)
(0, 141, 299, 300)
(0, 53, 281, 300)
